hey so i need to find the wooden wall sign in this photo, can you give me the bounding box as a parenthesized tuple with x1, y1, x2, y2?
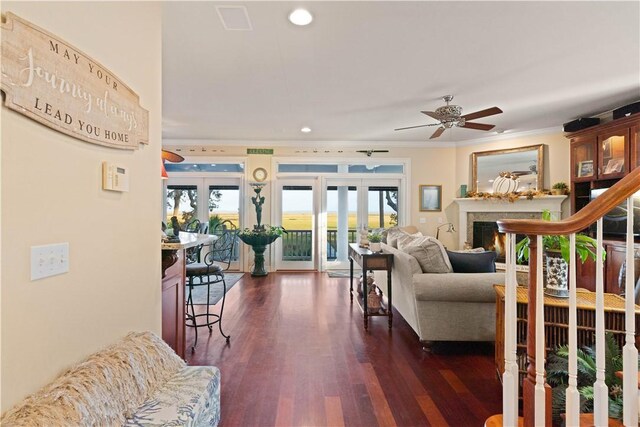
(0, 12, 148, 149)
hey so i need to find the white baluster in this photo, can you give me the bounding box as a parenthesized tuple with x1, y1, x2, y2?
(503, 233, 519, 426)
(534, 235, 546, 426)
(565, 233, 580, 426)
(594, 218, 608, 425)
(624, 196, 639, 426)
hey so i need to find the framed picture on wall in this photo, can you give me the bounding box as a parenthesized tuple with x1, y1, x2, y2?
(419, 185, 442, 212)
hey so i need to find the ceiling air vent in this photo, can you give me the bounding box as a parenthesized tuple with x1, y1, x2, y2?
(216, 6, 253, 31)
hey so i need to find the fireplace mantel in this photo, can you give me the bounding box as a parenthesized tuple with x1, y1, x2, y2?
(453, 195, 567, 248)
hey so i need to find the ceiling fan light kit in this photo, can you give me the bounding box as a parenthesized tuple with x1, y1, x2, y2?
(396, 95, 503, 140)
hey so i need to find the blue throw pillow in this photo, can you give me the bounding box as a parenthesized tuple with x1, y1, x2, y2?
(446, 250, 497, 273)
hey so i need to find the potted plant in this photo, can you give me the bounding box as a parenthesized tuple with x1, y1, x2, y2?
(552, 182, 569, 195)
(515, 209, 600, 297)
(237, 184, 286, 276)
(547, 332, 633, 422)
(368, 232, 382, 252)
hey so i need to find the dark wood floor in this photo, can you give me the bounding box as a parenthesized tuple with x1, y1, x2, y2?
(186, 272, 502, 426)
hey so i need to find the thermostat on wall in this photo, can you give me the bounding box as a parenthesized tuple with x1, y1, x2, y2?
(102, 161, 129, 192)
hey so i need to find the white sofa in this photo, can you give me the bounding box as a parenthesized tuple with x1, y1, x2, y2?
(374, 237, 505, 345)
(0, 332, 221, 427)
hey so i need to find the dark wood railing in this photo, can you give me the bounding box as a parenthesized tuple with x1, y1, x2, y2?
(493, 167, 640, 426)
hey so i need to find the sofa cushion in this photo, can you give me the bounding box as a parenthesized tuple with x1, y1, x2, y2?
(402, 240, 453, 274)
(413, 272, 505, 302)
(124, 366, 221, 427)
(446, 250, 497, 273)
(386, 227, 422, 248)
(397, 235, 453, 273)
(0, 332, 186, 426)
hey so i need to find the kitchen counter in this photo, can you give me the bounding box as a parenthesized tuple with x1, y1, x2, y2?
(161, 232, 215, 250)
(161, 232, 215, 359)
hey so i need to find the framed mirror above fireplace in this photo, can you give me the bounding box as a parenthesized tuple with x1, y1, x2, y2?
(471, 144, 545, 193)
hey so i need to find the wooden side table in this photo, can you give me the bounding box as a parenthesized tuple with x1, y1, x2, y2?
(494, 284, 640, 391)
(348, 243, 394, 330)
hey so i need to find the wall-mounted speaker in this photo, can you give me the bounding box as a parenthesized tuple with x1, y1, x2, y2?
(613, 101, 640, 120)
(563, 117, 600, 133)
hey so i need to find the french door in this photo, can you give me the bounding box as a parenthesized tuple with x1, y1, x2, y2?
(274, 178, 319, 270)
(272, 177, 401, 271)
(165, 177, 243, 270)
(320, 179, 401, 271)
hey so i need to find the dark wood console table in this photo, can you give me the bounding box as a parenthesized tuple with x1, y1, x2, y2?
(348, 243, 394, 330)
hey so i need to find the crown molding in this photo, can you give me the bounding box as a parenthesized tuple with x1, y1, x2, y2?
(452, 126, 563, 147)
(162, 126, 564, 150)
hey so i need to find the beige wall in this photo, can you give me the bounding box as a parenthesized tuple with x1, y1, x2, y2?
(1, 2, 162, 410)
(164, 145, 458, 250)
(455, 131, 570, 194)
(455, 131, 571, 218)
(165, 133, 570, 252)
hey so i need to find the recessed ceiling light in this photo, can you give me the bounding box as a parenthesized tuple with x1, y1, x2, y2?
(289, 9, 313, 26)
(300, 127, 311, 133)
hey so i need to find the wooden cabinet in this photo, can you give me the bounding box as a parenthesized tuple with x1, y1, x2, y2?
(631, 124, 640, 169)
(598, 126, 629, 180)
(574, 240, 638, 295)
(566, 114, 640, 291)
(605, 243, 627, 294)
(568, 114, 640, 213)
(570, 136, 597, 183)
(162, 249, 185, 359)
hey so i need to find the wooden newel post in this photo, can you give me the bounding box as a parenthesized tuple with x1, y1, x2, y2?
(523, 236, 552, 427)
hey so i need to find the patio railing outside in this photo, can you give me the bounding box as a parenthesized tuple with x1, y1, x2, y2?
(282, 229, 357, 261)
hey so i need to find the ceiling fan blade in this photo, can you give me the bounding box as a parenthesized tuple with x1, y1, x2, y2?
(421, 111, 443, 121)
(394, 124, 432, 131)
(162, 149, 185, 163)
(429, 127, 445, 139)
(461, 107, 503, 121)
(461, 122, 495, 131)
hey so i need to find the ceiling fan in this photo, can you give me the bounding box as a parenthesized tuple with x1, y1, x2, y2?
(395, 95, 503, 139)
(356, 149, 389, 157)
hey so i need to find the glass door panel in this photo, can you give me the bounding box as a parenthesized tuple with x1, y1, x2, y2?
(166, 185, 198, 233)
(208, 184, 241, 267)
(325, 184, 358, 269)
(277, 182, 316, 270)
(599, 130, 628, 179)
(367, 186, 399, 230)
(571, 139, 596, 181)
(633, 126, 640, 170)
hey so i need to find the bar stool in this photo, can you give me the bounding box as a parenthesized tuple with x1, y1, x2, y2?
(185, 220, 237, 351)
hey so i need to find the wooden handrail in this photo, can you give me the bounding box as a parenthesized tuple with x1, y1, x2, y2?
(498, 167, 640, 235)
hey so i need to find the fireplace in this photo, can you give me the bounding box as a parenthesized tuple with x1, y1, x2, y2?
(472, 221, 526, 264)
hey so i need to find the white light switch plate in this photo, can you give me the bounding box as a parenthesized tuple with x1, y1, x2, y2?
(419, 217, 426, 224)
(31, 243, 69, 280)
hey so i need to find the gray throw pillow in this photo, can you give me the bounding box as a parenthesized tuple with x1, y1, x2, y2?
(404, 241, 452, 274)
(385, 227, 406, 248)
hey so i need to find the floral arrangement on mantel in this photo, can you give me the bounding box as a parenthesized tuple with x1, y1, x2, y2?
(465, 189, 553, 202)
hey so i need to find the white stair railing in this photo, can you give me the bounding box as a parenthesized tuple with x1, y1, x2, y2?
(594, 218, 609, 425)
(502, 233, 519, 426)
(623, 197, 639, 426)
(534, 235, 546, 426)
(565, 232, 580, 425)
(495, 169, 640, 426)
